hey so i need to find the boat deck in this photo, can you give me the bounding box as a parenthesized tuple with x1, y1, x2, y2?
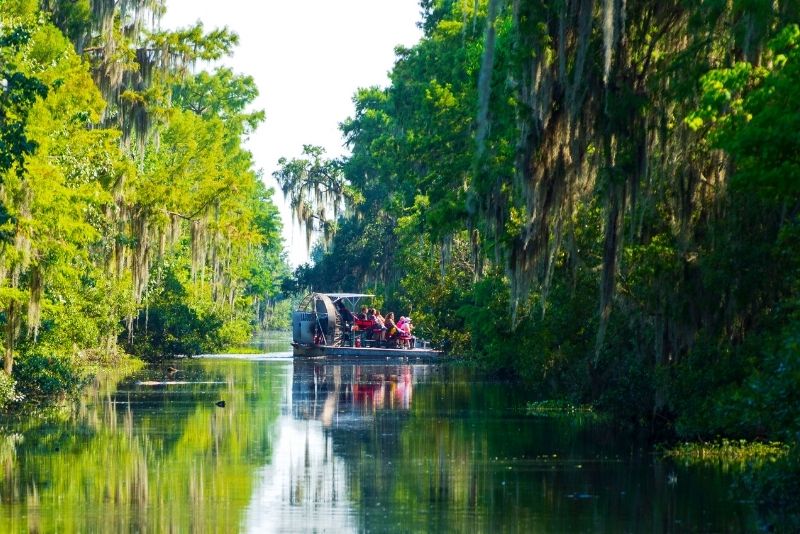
(293, 343, 442, 360)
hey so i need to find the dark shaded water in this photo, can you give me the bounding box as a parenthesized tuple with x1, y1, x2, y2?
(0, 349, 758, 532)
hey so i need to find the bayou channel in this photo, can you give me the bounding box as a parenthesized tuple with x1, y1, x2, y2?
(0, 337, 757, 532)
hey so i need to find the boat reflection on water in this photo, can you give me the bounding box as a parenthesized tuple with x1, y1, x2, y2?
(291, 360, 422, 427)
(245, 360, 430, 532)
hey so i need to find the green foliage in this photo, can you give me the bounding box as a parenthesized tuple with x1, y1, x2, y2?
(127, 265, 244, 360)
(664, 439, 789, 467)
(264, 298, 292, 331)
(687, 319, 800, 441)
(172, 67, 264, 130)
(0, 22, 48, 178)
(13, 349, 84, 400)
(289, 2, 800, 486)
(741, 447, 800, 533)
(273, 145, 354, 247)
(39, 271, 135, 353)
(0, 370, 17, 408)
(690, 25, 800, 198)
(148, 23, 238, 63)
(0, 2, 288, 402)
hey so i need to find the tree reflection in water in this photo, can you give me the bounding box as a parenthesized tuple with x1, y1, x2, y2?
(0, 359, 284, 532)
(265, 360, 758, 533)
(0, 358, 758, 532)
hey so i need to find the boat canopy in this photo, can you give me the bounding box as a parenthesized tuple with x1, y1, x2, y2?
(322, 293, 375, 299)
(319, 293, 374, 309)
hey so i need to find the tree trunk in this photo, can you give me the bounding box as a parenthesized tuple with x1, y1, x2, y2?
(4, 301, 16, 375)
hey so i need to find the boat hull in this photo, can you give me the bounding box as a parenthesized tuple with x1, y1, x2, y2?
(292, 343, 442, 360)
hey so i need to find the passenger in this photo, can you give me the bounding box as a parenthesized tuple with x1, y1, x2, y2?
(398, 316, 412, 334)
(363, 308, 377, 340)
(398, 316, 414, 349)
(406, 316, 414, 335)
(384, 312, 399, 346)
(373, 310, 387, 341)
(336, 301, 355, 326)
(353, 305, 370, 347)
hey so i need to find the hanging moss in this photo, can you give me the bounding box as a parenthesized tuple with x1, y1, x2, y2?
(274, 145, 352, 251)
(190, 217, 208, 282)
(25, 266, 42, 342)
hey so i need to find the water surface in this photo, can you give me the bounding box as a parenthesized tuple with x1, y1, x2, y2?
(0, 351, 757, 532)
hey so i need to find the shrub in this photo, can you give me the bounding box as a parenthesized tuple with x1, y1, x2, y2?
(0, 371, 18, 408)
(13, 350, 84, 400)
(740, 447, 800, 533)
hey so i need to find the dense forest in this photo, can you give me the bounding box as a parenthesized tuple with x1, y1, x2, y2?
(279, 0, 800, 519)
(0, 0, 288, 401)
(2, 0, 799, 527)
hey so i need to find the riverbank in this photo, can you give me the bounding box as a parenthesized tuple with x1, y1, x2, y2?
(521, 396, 800, 531)
(664, 439, 789, 466)
(664, 441, 800, 533)
(0, 353, 145, 415)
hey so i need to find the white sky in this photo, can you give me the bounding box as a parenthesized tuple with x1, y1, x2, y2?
(161, 1, 423, 266)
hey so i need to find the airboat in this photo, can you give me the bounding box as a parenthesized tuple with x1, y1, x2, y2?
(291, 292, 442, 359)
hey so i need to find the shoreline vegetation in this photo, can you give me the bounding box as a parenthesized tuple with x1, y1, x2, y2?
(525, 399, 791, 466)
(525, 400, 599, 418)
(220, 345, 266, 355)
(663, 439, 790, 466)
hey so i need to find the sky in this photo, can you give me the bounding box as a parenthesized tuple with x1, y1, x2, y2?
(161, 1, 423, 266)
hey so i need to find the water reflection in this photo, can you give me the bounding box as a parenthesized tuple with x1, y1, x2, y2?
(0, 358, 759, 532)
(291, 362, 419, 424)
(260, 361, 758, 533)
(0, 359, 284, 532)
(245, 361, 425, 532)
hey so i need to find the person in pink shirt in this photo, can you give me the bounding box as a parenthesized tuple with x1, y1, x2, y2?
(397, 316, 414, 348)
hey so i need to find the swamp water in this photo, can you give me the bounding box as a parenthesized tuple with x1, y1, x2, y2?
(0, 350, 758, 532)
